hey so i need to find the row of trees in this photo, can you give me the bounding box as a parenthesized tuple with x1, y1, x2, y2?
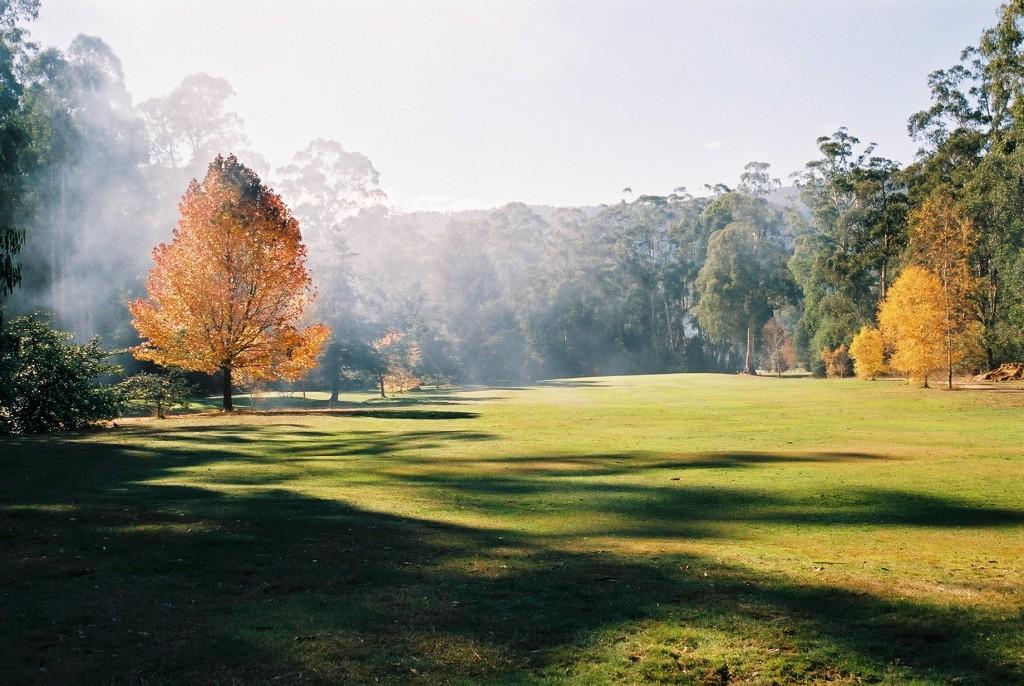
(278, 0, 1024, 388)
(4, 1, 1024, 430)
(845, 196, 978, 389)
(809, 0, 1024, 386)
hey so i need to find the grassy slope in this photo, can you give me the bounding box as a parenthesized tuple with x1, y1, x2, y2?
(1, 374, 1022, 684)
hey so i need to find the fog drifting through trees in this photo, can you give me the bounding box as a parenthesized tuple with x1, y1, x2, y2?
(4, 27, 810, 384)
(5, 1, 1024, 392)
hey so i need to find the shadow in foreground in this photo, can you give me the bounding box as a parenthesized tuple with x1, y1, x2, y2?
(1, 427, 1020, 684)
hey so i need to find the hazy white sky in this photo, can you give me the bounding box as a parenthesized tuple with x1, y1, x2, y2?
(32, 0, 999, 211)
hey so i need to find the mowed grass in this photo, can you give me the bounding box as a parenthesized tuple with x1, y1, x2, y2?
(2, 374, 1022, 684)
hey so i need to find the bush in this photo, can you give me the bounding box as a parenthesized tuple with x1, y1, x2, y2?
(849, 326, 886, 380)
(0, 316, 121, 434)
(820, 344, 851, 378)
(117, 371, 194, 418)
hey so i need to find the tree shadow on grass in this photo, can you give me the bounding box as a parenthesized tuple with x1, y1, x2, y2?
(178, 387, 503, 415)
(145, 427, 496, 463)
(1, 430, 1021, 684)
(380, 450, 890, 477)
(366, 392, 509, 406)
(537, 378, 619, 389)
(653, 450, 889, 469)
(387, 468, 1024, 533)
(214, 409, 481, 420)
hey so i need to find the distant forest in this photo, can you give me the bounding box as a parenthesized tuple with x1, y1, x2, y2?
(3, 1, 1024, 390)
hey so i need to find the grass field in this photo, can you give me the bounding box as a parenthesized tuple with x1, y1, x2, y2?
(2, 374, 1023, 684)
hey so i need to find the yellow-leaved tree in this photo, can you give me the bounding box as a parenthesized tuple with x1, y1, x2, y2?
(877, 265, 948, 387)
(849, 326, 885, 380)
(372, 331, 422, 397)
(130, 155, 330, 410)
(820, 344, 850, 378)
(907, 192, 978, 388)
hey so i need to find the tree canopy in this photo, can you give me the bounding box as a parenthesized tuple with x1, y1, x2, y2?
(129, 154, 328, 409)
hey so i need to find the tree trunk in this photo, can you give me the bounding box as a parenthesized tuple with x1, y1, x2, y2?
(741, 324, 757, 375)
(947, 321, 954, 390)
(378, 374, 386, 398)
(222, 365, 233, 411)
(649, 289, 659, 369)
(944, 283, 954, 390)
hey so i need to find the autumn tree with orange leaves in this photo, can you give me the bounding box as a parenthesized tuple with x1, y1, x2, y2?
(907, 192, 978, 389)
(130, 155, 329, 410)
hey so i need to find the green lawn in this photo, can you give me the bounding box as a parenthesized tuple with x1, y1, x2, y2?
(2, 374, 1022, 684)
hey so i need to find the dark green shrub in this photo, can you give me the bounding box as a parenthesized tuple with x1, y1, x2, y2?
(0, 316, 121, 434)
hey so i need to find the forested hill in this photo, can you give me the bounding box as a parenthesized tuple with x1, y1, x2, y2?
(334, 181, 808, 385)
(393, 186, 802, 239)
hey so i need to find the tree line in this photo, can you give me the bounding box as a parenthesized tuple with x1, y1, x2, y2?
(2, 0, 1024, 430)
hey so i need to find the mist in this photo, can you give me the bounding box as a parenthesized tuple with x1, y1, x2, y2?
(2, 25, 812, 387)
(7, 38, 266, 348)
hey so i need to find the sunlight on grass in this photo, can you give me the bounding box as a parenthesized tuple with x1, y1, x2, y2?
(2, 374, 1022, 683)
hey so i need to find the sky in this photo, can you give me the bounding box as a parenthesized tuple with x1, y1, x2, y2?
(31, 0, 1001, 212)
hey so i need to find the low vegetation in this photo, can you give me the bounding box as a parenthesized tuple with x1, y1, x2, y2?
(3, 375, 1021, 683)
